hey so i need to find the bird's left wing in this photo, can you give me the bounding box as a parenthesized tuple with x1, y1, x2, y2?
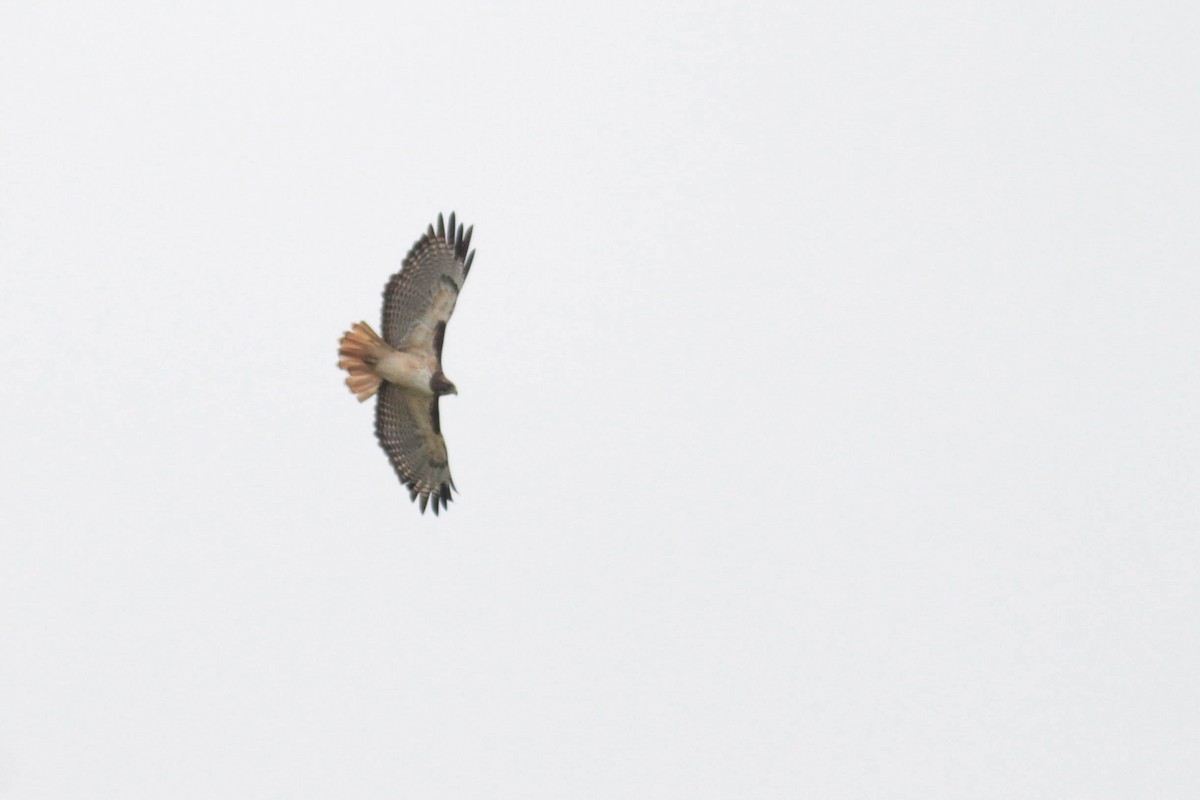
(381, 212, 475, 358)
(374, 382, 454, 514)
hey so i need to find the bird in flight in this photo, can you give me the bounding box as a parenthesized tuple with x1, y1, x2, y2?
(338, 213, 476, 515)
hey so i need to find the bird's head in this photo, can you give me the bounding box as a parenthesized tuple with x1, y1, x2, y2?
(430, 372, 457, 396)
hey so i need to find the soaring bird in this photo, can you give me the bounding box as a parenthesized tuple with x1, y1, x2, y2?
(338, 213, 475, 515)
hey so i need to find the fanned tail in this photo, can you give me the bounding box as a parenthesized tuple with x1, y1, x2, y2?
(338, 322, 388, 402)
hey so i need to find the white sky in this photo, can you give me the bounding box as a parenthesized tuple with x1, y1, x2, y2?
(1, 1, 1197, 797)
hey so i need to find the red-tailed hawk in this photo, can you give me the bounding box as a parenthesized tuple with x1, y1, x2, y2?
(338, 213, 475, 515)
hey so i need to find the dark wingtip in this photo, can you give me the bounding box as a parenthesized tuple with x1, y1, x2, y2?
(460, 225, 473, 259)
(419, 493, 429, 514)
(463, 250, 475, 276)
(436, 214, 445, 240)
(447, 212, 456, 246)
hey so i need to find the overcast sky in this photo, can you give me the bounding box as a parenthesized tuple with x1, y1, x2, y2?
(2, 1, 1197, 798)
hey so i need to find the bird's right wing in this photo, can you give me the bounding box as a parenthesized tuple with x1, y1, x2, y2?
(380, 212, 475, 359)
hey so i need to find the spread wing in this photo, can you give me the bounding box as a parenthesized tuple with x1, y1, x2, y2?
(381, 212, 475, 359)
(374, 381, 455, 514)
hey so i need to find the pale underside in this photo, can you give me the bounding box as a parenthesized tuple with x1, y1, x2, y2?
(341, 212, 475, 515)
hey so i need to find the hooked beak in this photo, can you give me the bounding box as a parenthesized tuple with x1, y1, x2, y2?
(430, 372, 457, 396)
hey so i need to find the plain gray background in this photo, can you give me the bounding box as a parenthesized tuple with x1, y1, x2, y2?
(2, 1, 1197, 797)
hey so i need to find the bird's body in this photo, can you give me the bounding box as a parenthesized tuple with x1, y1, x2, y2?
(338, 212, 475, 515)
(375, 349, 438, 395)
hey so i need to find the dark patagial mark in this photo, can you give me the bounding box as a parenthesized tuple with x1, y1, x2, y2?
(429, 397, 441, 435)
(432, 320, 447, 362)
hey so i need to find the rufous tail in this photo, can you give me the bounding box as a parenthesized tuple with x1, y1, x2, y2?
(338, 322, 388, 402)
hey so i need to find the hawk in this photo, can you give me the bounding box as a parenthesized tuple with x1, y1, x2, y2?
(338, 212, 476, 515)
